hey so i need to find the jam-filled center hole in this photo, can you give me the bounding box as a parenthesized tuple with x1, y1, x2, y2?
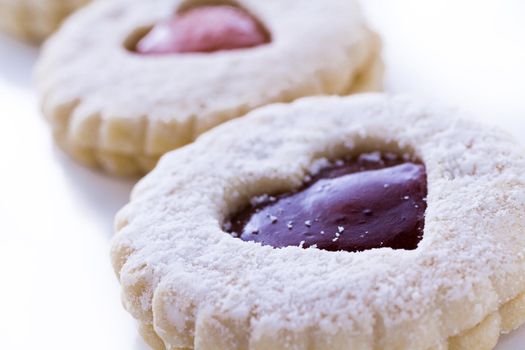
(131, 4, 270, 55)
(226, 151, 428, 253)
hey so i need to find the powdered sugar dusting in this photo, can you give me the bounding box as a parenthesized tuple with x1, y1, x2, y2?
(111, 94, 525, 349)
(308, 158, 332, 175)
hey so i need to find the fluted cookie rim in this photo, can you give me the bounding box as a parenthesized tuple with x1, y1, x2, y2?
(47, 48, 383, 176)
(138, 291, 525, 350)
(111, 94, 525, 349)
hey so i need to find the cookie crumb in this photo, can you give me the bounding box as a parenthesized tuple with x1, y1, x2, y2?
(268, 215, 278, 223)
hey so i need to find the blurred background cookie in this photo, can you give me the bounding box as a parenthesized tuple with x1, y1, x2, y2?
(36, 0, 382, 175)
(0, 0, 89, 42)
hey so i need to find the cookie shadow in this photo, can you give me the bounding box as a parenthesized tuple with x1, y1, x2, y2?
(133, 334, 151, 350)
(0, 33, 39, 88)
(497, 327, 525, 350)
(51, 144, 138, 236)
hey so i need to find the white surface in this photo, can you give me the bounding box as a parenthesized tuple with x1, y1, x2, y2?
(0, 0, 524, 349)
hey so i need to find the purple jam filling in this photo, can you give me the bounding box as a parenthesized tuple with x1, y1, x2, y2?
(227, 152, 427, 252)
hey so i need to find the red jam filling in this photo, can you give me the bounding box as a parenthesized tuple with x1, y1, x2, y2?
(135, 5, 270, 54)
(227, 152, 427, 252)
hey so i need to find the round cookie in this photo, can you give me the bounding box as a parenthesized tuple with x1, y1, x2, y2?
(0, 0, 89, 41)
(111, 94, 525, 350)
(36, 0, 382, 175)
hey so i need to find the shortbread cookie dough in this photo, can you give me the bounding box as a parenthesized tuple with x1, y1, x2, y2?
(0, 0, 88, 41)
(111, 94, 525, 350)
(36, 0, 382, 175)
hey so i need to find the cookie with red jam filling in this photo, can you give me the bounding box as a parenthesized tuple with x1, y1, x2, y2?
(36, 0, 382, 175)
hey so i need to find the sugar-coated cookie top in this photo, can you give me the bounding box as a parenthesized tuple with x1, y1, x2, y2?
(37, 0, 379, 159)
(111, 94, 525, 349)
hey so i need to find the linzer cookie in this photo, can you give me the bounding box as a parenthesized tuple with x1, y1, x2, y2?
(36, 0, 382, 175)
(111, 94, 525, 350)
(0, 0, 88, 41)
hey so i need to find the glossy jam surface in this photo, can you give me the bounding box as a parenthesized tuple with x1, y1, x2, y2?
(227, 152, 427, 252)
(135, 5, 269, 54)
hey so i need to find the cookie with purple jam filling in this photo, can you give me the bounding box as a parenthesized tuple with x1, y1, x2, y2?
(36, 0, 382, 175)
(111, 94, 525, 350)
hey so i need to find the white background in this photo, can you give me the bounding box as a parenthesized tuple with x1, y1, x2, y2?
(0, 0, 524, 349)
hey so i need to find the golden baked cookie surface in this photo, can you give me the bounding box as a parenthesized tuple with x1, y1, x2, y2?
(0, 0, 89, 41)
(111, 94, 525, 349)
